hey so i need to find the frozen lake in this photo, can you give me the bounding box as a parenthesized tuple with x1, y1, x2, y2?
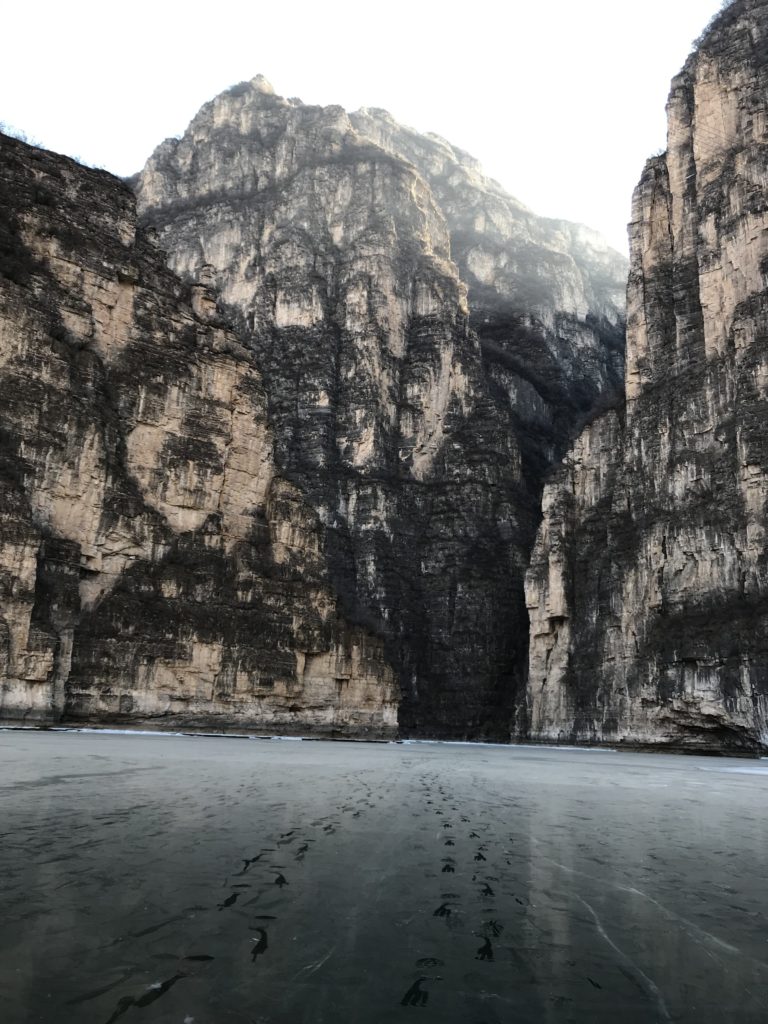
(1, 732, 767, 1023)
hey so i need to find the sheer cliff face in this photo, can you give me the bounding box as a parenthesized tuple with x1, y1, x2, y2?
(526, 0, 768, 753)
(0, 132, 397, 734)
(135, 80, 626, 737)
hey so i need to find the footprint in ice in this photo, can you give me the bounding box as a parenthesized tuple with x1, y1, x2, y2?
(104, 974, 186, 1024)
(238, 854, 265, 875)
(184, 955, 215, 962)
(433, 903, 453, 918)
(251, 928, 269, 962)
(400, 977, 433, 1007)
(484, 920, 504, 937)
(218, 893, 240, 910)
(444, 839, 455, 847)
(480, 883, 495, 898)
(441, 864, 455, 873)
(474, 852, 486, 862)
(475, 938, 494, 962)
(274, 874, 289, 888)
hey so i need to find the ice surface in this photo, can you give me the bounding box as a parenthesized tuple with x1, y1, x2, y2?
(1, 733, 766, 1023)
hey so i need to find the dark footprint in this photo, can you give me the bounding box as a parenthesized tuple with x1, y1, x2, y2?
(104, 974, 186, 1024)
(469, 832, 480, 839)
(295, 843, 310, 859)
(475, 937, 494, 962)
(481, 884, 495, 897)
(251, 928, 269, 962)
(433, 903, 452, 918)
(444, 839, 455, 847)
(474, 852, 486, 862)
(238, 854, 264, 875)
(485, 920, 504, 937)
(135, 974, 186, 1007)
(274, 874, 289, 888)
(400, 977, 431, 1007)
(587, 977, 602, 990)
(218, 893, 240, 910)
(184, 955, 214, 962)
(442, 864, 455, 873)
(441, 823, 452, 830)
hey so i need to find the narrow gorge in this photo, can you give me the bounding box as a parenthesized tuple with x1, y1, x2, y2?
(1, 0, 766, 752)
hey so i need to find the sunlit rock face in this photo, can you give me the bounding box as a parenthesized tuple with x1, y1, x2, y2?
(135, 82, 626, 737)
(0, 133, 397, 735)
(525, 0, 768, 754)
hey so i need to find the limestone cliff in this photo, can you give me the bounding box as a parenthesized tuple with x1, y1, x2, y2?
(525, 0, 768, 753)
(0, 132, 397, 735)
(135, 80, 626, 737)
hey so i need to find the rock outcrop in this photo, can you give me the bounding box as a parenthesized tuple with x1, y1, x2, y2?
(134, 80, 626, 737)
(525, 0, 768, 754)
(0, 132, 397, 735)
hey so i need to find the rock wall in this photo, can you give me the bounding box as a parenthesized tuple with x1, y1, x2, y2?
(135, 80, 626, 737)
(525, 0, 768, 754)
(0, 132, 397, 736)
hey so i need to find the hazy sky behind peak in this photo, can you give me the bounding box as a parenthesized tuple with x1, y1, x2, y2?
(3, 0, 726, 252)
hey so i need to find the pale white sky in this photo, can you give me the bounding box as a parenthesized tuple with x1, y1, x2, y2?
(3, 0, 726, 252)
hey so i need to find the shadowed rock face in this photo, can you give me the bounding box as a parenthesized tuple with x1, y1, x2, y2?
(135, 81, 626, 737)
(0, 132, 397, 736)
(526, 0, 768, 754)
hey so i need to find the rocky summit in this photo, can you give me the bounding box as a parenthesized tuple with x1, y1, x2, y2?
(2, 0, 767, 753)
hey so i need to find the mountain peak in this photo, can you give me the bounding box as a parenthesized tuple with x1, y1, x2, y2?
(249, 74, 275, 95)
